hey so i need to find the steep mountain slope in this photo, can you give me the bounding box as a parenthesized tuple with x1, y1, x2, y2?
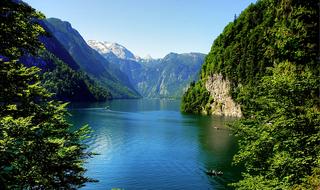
(181, 1, 319, 189)
(20, 22, 111, 102)
(43, 18, 141, 98)
(140, 52, 206, 98)
(39, 21, 80, 71)
(88, 41, 206, 98)
(181, 0, 318, 116)
(21, 50, 111, 102)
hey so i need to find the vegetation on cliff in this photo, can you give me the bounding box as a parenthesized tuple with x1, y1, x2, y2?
(22, 50, 112, 102)
(181, 81, 210, 114)
(181, 0, 318, 115)
(182, 0, 319, 188)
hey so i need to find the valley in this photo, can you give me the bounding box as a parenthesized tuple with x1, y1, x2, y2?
(30, 17, 207, 101)
(88, 40, 206, 98)
(1, 0, 319, 189)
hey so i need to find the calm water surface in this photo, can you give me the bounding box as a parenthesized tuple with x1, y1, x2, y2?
(69, 99, 241, 190)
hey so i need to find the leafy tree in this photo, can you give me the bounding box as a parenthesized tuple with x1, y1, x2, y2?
(181, 0, 319, 189)
(0, 0, 94, 189)
(181, 80, 210, 114)
(232, 62, 320, 189)
(181, 0, 318, 114)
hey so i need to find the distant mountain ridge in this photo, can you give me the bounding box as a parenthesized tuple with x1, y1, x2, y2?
(34, 17, 205, 99)
(19, 19, 112, 102)
(43, 18, 141, 98)
(88, 40, 206, 98)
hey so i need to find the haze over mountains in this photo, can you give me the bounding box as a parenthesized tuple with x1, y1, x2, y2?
(30, 17, 206, 100)
(88, 40, 206, 98)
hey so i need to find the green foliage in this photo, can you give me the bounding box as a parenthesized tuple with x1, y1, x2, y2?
(0, 0, 94, 188)
(182, 0, 319, 189)
(0, 0, 45, 59)
(231, 173, 289, 190)
(232, 62, 320, 189)
(182, 0, 319, 113)
(180, 80, 210, 114)
(41, 51, 112, 101)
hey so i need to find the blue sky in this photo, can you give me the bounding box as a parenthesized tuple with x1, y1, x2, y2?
(24, 0, 256, 58)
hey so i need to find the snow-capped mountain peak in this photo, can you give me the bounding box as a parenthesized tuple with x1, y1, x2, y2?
(87, 40, 136, 60)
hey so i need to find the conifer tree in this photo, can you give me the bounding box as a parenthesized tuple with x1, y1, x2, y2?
(0, 0, 94, 188)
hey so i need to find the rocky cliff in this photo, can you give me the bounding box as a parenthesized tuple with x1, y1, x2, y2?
(204, 74, 242, 117)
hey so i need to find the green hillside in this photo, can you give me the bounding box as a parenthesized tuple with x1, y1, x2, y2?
(40, 51, 112, 101)
(181, 0, 319, 189)
(182, 0, 319, 114)
(43, 18, 141, 99)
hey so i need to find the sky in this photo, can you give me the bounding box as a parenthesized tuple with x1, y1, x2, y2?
(24, 0, 257, 58)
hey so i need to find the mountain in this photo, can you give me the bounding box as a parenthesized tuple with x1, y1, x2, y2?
(139, 52, 206, 98)
(21, 50, 111, 102)
(87, 40, 137, 61)
(39, 21, 80, 71)
(88, 41, 206, 98)
(179, 1, 319, 189)
(181, 0, 318, 117)
(20, 21, 111, 102)
(42, 18, 141, 98)
(40, 51, 111, 102)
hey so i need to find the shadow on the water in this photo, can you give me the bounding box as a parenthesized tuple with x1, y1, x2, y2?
(181, 114, 242, 189)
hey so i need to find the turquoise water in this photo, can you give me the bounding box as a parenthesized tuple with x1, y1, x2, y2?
(69, 99, 241, 190)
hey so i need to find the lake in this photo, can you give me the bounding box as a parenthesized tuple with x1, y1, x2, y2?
(69, 99, 241, 190)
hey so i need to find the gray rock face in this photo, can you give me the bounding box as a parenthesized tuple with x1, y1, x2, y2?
(204, 74, 242, 117)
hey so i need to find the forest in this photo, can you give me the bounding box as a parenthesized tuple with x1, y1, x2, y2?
(0, 0, 319, 189)
(0, 0, 94, 188)
(182, 0, 319, 189)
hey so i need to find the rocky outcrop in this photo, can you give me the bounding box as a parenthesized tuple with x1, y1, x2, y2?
(204, 74, 242, 117)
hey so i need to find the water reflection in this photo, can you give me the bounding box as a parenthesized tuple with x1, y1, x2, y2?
(69, 99, 241, 190)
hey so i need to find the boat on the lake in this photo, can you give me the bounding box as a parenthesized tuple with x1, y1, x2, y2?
(206, 169, 223, 176)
